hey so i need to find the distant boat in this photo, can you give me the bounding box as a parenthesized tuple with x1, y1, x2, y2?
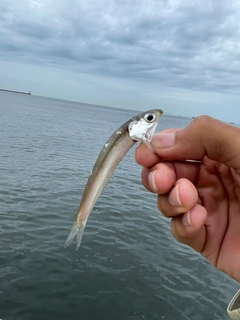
(0, 88, 31, 95)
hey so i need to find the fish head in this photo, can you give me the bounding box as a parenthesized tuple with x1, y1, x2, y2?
(128, 109, 163, 151)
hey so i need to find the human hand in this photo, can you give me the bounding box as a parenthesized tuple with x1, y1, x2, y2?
(135, 116, 240, 282)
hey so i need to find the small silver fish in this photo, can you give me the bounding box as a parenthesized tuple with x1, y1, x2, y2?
(65, 109, 163, 250)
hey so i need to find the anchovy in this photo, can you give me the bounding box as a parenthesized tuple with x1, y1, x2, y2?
(65, 109, 163, 250)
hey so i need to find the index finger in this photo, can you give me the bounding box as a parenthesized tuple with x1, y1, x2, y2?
(141, 160, 200, 194)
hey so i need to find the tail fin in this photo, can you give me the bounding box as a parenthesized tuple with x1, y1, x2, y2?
(64, 222, 85, 251)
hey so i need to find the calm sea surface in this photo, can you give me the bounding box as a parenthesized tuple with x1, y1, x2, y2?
(0, 91, 239, 320)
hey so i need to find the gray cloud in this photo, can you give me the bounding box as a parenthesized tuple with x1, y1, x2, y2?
(1, 0, 240, 95)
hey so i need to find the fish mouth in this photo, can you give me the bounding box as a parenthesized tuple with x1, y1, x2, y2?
(142, 122, 158, 151)
(144, 121, 158, 142)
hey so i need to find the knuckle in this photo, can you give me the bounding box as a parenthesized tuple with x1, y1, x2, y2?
(192, 115, 212, 126)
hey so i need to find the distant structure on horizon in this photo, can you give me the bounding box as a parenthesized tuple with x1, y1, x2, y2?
(0, 88, 31, 95)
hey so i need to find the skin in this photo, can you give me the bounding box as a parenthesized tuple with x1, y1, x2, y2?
(135, 115, 240, 283)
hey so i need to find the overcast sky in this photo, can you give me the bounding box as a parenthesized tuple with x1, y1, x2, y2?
(1, 0, 240, 122)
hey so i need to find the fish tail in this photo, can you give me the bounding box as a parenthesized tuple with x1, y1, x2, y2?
(64, 222, 85, 251)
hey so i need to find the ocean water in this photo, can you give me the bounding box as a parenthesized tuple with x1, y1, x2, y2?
(0, 91, 239, 320)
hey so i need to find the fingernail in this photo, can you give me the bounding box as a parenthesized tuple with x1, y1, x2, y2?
(168, 184, 182, 207)
(182, 211, 192, 227)
(152, 133, 175, 149)
(148, 170, 157, 192)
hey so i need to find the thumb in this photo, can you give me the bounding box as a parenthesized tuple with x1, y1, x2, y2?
(152, 116, 240, 168)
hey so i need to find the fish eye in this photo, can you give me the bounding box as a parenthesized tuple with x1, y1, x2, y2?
(144, 113, 156, 123)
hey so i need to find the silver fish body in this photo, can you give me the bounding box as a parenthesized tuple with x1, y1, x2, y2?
(65, 109, 163, 250)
